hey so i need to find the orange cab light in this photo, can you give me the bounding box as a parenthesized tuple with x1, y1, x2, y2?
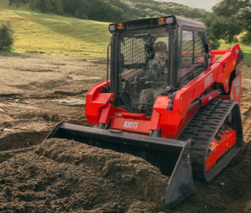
(118, 23, 124, 29)
(158, 18, 165, 25)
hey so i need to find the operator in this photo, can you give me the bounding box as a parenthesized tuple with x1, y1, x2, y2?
(138, 41, 168, 105)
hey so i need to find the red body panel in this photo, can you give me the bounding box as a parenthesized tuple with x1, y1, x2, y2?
(149, 110, 161, 131)
(85, 80, 115, 124)
(99, 103, 116, 125)
(206, 129, 236, 171)
(200, 89, 219, 106)
(85, 44, 242, 138)
(230, 72, 241, 104)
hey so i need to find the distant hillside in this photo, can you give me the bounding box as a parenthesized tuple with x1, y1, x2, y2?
(123, 0, 211, 21)
(8, 0, 211, 22)
(0, 1, 111, 57)
(0, 0, 211, 58)
(155, 0, 218, 11)
(2, 0, 251, 64)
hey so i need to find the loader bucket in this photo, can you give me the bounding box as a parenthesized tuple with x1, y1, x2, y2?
(44, 122, 194, 209)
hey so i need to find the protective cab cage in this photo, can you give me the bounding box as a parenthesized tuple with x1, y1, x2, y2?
(107, 15, 210, 114)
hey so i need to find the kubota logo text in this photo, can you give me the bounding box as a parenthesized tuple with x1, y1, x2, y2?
(205, 73, 213, 88)
(123, 121, 138, 129)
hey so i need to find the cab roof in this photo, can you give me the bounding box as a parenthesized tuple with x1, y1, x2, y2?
(109, 15, 206, 33)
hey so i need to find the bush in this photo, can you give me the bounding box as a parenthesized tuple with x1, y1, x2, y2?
(0, 21, 14, 51)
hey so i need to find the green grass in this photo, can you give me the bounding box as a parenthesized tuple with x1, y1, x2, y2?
(0, 0, 111, 57)
(1, 0, 251, 62)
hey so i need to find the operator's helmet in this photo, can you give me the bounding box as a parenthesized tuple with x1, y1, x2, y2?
(154, 41, 167, 51)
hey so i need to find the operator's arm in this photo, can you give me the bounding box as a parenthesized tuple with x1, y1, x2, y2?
(148, 62, 159, 80)
(133, 63, 155, 84)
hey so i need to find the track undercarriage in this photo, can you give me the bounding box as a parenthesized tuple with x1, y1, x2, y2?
(180, 99, 243, 182)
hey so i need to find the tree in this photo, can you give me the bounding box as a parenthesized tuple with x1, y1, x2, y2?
(207, 0, 251, 46)
(28, 0, 64, 14)
(204, 14, 242, 49)
(0, 20, 14, 51)
(87, 0, 124, 22)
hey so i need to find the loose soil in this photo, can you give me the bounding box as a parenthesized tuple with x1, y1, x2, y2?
(0, 52, 251, 212)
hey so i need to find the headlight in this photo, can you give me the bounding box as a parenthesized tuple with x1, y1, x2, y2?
(166, 17, 174, 24)
(109, 25, 116, 31)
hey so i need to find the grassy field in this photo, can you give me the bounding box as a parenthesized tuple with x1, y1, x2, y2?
(0, 0, 251, 63)
(0, 0, 111, 58)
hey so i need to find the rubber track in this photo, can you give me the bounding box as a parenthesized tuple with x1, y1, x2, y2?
(179, 99, 243, 182)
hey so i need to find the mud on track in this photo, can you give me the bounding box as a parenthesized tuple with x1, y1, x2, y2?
(1, 53, 251, 212)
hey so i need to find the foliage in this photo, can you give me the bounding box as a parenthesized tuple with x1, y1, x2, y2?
(0, 8, 111, 57)
(8, 0, 211, 22)
(205, 0, 251, 46)
(2, 3, 251, 62)
(127, 1, 210, 20)
(0, 20, 14, 51)
(204, 14, 242, 49)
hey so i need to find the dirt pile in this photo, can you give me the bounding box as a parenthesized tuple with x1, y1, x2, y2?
(1, 53, 251, 212)
(2, 137, 251, 213)
(0, 138, 168, 213)
(0, 131, 48, 164)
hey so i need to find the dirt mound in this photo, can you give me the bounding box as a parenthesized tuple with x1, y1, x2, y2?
(2, 138, 251, 213)
(0, 138, 168, 213)
(0, 131, 48, 152)
(0, 53, 251, 213)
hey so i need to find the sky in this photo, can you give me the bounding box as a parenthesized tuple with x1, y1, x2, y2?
(155, 0, 220, 11)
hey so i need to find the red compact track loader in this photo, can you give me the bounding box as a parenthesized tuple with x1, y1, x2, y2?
(45, 15, 244, 209)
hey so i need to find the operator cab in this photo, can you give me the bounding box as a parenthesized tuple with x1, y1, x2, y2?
(108, 15, 209, 114)
(119, 28, 169, 114)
